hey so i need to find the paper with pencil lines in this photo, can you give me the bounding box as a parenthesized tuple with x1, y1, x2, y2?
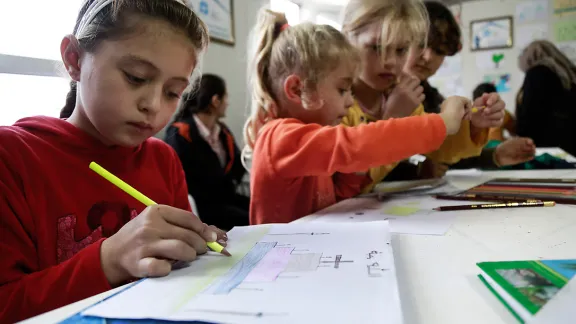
(82, 222, 401, 324)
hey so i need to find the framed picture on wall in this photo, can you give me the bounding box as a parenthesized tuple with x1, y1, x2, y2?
(188, 0, 235, 46)
(470, 16, 513, 51)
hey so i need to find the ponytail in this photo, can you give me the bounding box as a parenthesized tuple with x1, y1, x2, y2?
(173, 73, 226, 122)
(60, 81, 77, 119)
(243, 9, 287, 152)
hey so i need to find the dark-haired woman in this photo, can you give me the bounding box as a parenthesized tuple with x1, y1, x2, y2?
(165, 74, 248, 230)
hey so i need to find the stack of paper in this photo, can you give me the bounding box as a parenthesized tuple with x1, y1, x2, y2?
(80, 222, 402, 324)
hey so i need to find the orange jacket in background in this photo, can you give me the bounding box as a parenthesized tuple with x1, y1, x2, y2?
(249, 115, 447, 224)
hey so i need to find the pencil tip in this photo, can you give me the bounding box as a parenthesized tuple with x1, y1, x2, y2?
(221, 249, 232, 257)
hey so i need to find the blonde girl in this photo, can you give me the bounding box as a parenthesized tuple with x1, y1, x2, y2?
(341, 0, 505, 192)
(0, 1, 227, 322)
(244, 9, 472, 225)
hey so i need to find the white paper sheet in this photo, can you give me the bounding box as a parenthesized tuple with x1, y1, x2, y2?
(517, 24, 549, 50)
(557, 41, 576, 63)
(306, 196, 471, 236)
(82, 222, 402, 324)
(516, 0, 549, 23)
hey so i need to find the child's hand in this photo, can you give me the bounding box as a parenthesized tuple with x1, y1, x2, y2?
(494, 137, 536, 166)
(470, 92, 505, 128)
(383, 74, 424, 119)
(440, 96, 471, 135)
(419, 159, 449, 179)
(100, 205, 218, 286)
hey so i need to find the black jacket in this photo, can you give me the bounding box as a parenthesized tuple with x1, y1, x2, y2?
(164, 117, 246, 207)
(516, 65, 576, 156)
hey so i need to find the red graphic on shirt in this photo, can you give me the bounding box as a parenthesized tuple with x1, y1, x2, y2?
(57, 202, 138, 263)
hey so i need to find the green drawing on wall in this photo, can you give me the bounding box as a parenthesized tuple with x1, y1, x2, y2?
(492, 53, 505, 68)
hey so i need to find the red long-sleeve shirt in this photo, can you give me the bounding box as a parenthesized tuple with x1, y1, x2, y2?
(0, 117, 190, 323)
(249, 116, 447, 224)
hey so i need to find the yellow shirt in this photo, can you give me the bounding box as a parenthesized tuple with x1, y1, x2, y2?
(342, 102, 488, 193)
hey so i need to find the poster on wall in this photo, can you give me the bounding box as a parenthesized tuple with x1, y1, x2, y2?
(482, 73, 512, 93)
(553, 0, 576, 17)
(470, 16, 514, 51)
(554, 19, 576, 42)
(188, 0, 235, 45)
(515, 0, 548, 23)
(516, 24, 549, 50)
(475, 51, 506, 70)
(434, 54, 462, 77)
(428, 75, 466, 97)
(557, 41, 576, 63)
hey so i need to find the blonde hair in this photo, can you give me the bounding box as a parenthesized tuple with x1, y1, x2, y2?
(519, 40, 576, 90)
(243, 8, 360, 155)
(342, 0, 429, 56)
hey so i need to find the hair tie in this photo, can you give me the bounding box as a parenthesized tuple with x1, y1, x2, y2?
(280, 23, 290, 32)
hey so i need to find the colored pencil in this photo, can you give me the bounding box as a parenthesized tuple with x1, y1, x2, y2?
(89, 162, 231, 256)
(434, 194, 541, 203)
(433, 201, 555, 212)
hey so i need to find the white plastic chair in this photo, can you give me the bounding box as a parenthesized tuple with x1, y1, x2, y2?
(188, 194, 200, 218)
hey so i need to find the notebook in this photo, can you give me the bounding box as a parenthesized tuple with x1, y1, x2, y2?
(440, 178, 576, 204)
(477, 259, 576, 323)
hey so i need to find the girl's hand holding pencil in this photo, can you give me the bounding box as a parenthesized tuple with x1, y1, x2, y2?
(89, 162, 230, 287)
(468, 92, 505, 128)
(100, 204, 225, 286)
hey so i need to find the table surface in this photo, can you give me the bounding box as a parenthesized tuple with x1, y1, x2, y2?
(21, 169, 576, 324)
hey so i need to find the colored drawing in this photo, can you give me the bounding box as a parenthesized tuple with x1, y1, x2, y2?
(516, 0, 548, 23)
(203, 242, 277, 294)
(555, 20, 576, 42)
(482, 73, 511, 93)
(554, 0, 576, 16)
(284, 253, 323, 272)
(382, 206, 420, 216)
(244, 247, 294, 282)
(471, 17, 513, 51)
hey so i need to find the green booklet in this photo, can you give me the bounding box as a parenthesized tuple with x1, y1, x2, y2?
(477, 259, 576, 323)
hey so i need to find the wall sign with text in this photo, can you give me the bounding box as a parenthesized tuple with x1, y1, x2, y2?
(188, 0, 235, 46)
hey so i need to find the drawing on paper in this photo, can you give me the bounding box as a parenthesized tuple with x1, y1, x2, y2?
(203, 242, 354, 295)
(320, 255, 354, 269)
(483, 73, 511, 93)
(470, 16, 513, 51)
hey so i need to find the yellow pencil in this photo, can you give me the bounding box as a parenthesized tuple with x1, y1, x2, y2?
(471, 106, 486, 113)
(89, 162, 230, 256)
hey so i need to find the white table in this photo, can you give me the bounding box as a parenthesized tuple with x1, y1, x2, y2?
(21, 169, 576, 324)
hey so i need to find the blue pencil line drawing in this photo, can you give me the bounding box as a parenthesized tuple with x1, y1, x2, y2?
(203, 242, 277, 295)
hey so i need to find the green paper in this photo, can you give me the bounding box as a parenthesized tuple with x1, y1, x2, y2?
(382, 206, 420, 216)
(554, 20, 576, 42)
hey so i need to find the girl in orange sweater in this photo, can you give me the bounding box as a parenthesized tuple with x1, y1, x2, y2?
(244, 9, 473, 225)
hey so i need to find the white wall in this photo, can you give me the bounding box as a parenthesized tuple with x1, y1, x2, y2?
(431, 0, 574, 114)
(202, 0, 268, 144)
(157, 0, 267, 143)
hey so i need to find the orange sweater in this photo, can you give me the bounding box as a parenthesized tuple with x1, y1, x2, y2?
(250, 115, 447, 224)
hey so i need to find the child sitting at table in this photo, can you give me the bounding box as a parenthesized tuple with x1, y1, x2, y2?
(0, 1, 226, 322)
(245, 9, 473, 225)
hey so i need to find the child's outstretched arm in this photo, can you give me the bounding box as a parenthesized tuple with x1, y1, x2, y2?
(259, 114, 451, 178)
